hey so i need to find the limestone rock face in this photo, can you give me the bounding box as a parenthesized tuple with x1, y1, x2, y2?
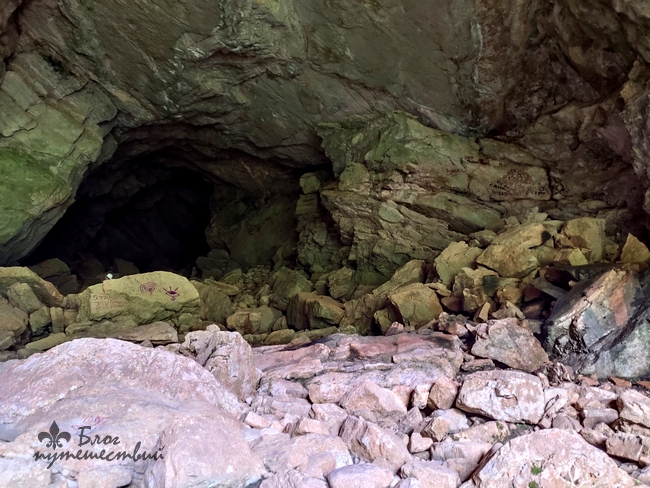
(471, 318, 549, 373)
(75, 271, 200, 325)
(0, 338, 264, 487)
(545, 267, 650, 379)
(470, 429, 638, 488)
(456, 370, 545, 424)
(0, 0, 649, 266)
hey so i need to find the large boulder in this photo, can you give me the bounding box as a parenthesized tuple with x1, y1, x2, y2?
(545, 267, 650, 379)
(468, 429, 638, 487)
(0, 338, 265, 487)
(75, 271, 200, 325)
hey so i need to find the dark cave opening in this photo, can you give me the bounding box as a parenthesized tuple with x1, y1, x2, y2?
(20, 140, 305, 291)
(23, 162, 213, 281)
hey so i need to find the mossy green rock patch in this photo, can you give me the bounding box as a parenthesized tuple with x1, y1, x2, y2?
(76, 271, 200, 325)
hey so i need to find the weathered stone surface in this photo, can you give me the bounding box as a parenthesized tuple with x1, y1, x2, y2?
(435, 242, 483, 288)
(115, 321, 178, 345)
(545, 268, 648, 378)
(287, 292, 344, 330)
(471, 429, 638, 487)
(326, 463, 394, 488)
(6, 282, 42, 314)
(620, 234, 650, 264)
(192, 280, 233, 324)
(270, 267, 314, 311)
(0, 267, 64, 307)
(562, 218, 607, 263)
(428, 376, 459, 411)
(389, 284, 443, 329)
(400, 458, 461, 488)
(0, 338, 263, 486)
(476, 223, 548, 278)
(456, 370, 545, 424)
(618, 389, 650, 429)
(339, 416, 412, 470)
(27, 306, 50, 336)
(340, 380, 408, 418)
(76, 271, 200, 325)
(0, 297, 28, 340)
(180, 325, 260, 400)
(471, 318, 549, 372)
(227, 306, 280, 335)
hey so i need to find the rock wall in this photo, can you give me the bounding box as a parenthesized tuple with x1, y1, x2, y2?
(0, 0, 649, 268)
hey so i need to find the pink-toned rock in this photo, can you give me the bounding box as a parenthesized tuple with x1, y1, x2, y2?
(618, 389, 650, 428)
(340, 380, 408, 417)
(326, 463, 394, 488)
(450, 421, 510, 444)
(581, 422, 615, 447)
(261, 470, 328, 488)
(581, 407, 619, 429)
(244, 411, 273, 429)
(472, 429, 639, 487)
(456, 370, 545, 424)
(606, 432, 650, 465)
(400, 458, 461, 488)
(411, 384, 430, 409)
(339, 416, 412, 470)
(254, 343, 331, 373)
(181, 325, 260, 400)
(295, 418, 332, 436)
(409, 432, 434, 453)
(308, 372, 355, 404)
(470, 318, 549, 373)
(0, 338, 264, 487)
(310, 403, 349, 436)
(251, 433, 352, 474)
(422, 417, 450, 442)
(428, 376, 459, 410)
(431, 441, 493, 466)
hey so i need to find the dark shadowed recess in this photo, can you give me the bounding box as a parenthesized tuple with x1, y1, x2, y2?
(23, 161, 213, 276)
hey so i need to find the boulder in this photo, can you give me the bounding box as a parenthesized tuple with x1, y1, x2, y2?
(226, 306, 280, 335)
(456, 370, 545, 424)
(6, 282, 42, 314)
(339, 416, 412, 470)
(0, 297, 28, 340)
(326, 463, 394, 488)
(619, 234, 650, 264)
(435, 241, 483, 288)
(470, 429, 638, 487)
(0, 267, 64, 307)
(562, 217, 607, 263)
(0, 338, 263, 487)
(269, 267, 314, 311)
(400, 458, 461, 488)
(75, 271, 200, 325)
(471, 318, 549, 372)
(545, 268, 650, 378)
(192, 280, 233, 324)
(287, 292, 344, 330)
(476, 223, 549, 278)
(114, 321, 178, 345)
(180, 325, 260, 400)
(389, 284, 443, 329)
(339, 380, 408, 417)
(28, 306, 51, 335)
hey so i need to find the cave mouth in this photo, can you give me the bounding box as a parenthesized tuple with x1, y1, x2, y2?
(23, 161, 214, 283)
(21, 141, 305, 291)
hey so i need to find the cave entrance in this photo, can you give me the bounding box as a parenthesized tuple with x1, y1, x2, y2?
(24, 162, 213, 283)
(21, 144, 302, 291)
